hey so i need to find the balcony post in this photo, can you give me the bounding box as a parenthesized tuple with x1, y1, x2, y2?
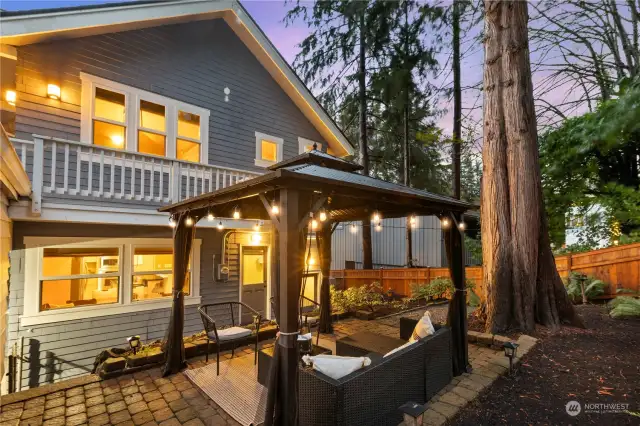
(170, 161, 181, 203)
(31, 137, 44, 216)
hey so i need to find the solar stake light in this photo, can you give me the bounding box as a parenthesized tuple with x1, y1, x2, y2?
(127, 335, 141, 355)
(503, 341, 519, 374)
(398, 401, 427, 426)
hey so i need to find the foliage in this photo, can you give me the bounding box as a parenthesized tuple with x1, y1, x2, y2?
(564, 273, 607, 303)
(608, 297, 640, 319)
(330, 282, 385, 313)
(540, 79, 640, 248)
(464, 234, 482, 264)
(553, 242, 595, 256)
(411, 276, 476, 303)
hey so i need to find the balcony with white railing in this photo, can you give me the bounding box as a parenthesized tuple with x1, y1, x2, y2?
(11, 135, 262, 215)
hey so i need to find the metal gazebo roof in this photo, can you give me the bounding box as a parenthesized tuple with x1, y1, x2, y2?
(159, 150, 473, 219)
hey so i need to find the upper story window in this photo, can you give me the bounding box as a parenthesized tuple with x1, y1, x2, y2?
(255, 131, 283, 167)
(80, 72, 209, 164)
(298, 137, 323, 154)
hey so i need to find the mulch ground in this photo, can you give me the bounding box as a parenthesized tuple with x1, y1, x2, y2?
(455, 305, 640, 425)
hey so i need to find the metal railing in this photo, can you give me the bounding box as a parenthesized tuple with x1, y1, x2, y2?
(11, 135, 262, 214)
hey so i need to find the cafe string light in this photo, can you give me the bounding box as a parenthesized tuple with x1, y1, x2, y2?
(217, 221, 224, 230)
(207, 210, 215, 221)
(168, 215, 176, 228)
(350, 223, 358, 234)
(233, 208, 241, 220)
(185, 215, 194, 227)
(319, 209, 328, 222)
(458, 221, 466, 231)
(410, 215, 417, 228)
(372, 211, 381, 224)
(441, 216, 450, 229)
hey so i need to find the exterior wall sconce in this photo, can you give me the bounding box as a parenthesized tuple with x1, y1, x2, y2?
(5, 90, 16, 106)
(47, 84, 61, 100)
(398, 401, 427, 426)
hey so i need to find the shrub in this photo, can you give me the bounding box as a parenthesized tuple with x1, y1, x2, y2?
(608, 297, 640, 318)
(564, 272, 607, 303)
(411, 277, 477, 303)
(330, 285, 350, 313)
(330, 282, 385, 313)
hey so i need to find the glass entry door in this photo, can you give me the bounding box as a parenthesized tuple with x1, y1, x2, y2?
(240, 246, 267, 324)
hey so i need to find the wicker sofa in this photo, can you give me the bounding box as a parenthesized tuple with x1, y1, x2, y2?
(297, 326, 452, 426)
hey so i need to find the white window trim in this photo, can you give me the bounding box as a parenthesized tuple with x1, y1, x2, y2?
(254, 131, 284, 167)
(298, 137, 322, 154)
(80, 72, 210, 164)
(21, 237, 202, 327)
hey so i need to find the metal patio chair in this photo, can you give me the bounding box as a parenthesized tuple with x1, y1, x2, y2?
(198, 302, 261, 375)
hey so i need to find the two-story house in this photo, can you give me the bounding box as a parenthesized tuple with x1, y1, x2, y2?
(0, 0, 354, 390)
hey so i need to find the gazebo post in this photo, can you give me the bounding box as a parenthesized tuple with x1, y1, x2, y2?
(445, 211, 470, 376)
(316, 222, 333, 333)
(265, 187, 303, 425)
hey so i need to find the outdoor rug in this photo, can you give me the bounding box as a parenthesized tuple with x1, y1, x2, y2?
(184, 355, 267, 426)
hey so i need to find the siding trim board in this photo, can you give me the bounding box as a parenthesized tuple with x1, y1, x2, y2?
(1, 0, 354, 156)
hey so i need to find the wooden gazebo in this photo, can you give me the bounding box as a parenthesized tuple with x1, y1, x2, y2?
(159, 150, 473, 425)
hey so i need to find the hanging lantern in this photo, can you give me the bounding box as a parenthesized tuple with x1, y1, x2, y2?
(233, 208, 241, 220)
(441, 217, 450, 229)
(185, 216, 194, 227)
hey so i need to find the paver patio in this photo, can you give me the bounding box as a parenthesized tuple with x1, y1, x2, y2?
(0, 312, 536, 426)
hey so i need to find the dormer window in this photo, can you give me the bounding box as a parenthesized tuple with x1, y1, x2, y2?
(255, 132, 283, 167)
(80, 73, 209, 163)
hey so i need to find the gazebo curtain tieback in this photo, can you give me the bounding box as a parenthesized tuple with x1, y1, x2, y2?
(278, 330, 299, 348)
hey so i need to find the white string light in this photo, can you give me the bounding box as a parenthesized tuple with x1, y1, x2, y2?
(372, 211, 381, 223)
(458, 221, 466, 231)
(185, 216, 194, 227)
(441, 217, 450, 229)
(271, 204, 280, 215)
(217, 221, 224, 230)
(233, 208, 240, 220)
(207, 211, 214, 221)
(319, 210, 327, 222)
(350, 223, 357, 234)
(410, 215, 417, 228)
(168, 216, 176, 228)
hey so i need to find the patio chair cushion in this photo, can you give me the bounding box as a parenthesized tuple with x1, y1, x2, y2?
(302, 354, 371, 380)
(408, 311, 435, 343)
(209, 326, 252, 341)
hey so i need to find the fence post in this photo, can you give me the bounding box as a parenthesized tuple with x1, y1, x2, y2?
(567, 253, 572, 276)
(31, 137, 44, 216)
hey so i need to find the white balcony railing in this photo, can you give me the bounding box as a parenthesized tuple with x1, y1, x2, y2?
(12, 135, 262, 215)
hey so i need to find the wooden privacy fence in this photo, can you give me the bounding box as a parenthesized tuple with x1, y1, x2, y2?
(330, 242, 640, 301)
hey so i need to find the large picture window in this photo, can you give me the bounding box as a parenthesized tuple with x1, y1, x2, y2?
(24, 238, 202, 326)
(80, 73, 209, 164)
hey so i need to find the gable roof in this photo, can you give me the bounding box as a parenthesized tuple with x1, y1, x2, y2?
(0, 0, 355, 157)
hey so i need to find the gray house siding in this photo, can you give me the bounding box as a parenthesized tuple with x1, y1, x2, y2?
(7, 222, 238, 389)
(14, 18, 328, 173)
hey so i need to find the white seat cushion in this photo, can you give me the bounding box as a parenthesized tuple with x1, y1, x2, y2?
(209, 326, 252, 341)
(302, 355, 371, 380)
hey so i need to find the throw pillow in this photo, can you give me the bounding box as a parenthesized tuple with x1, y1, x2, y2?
(408, 311, 435, 343)
(383, 341, 415, 358)
(302, 354, 371, 380)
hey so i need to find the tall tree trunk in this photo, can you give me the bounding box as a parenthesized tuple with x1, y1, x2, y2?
(481, 0, 583, 333)
(452, 0, 462, 200)
(359, 12, 373, 269)
(403, 0, 413, 267)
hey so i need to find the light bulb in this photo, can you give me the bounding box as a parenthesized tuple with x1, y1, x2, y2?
(319, 211, 327, 222)
(233, 210, 240, 219)
(410, 216, 417, 228)
(375, 224, 382, 232)
(458, 222, 466, 231)
(350, 223, 357, 234)
(441, 217, 450, 229)
(311, 219, 318, 230)
(373, 212, 381, 223)
(307, 257, 315, 266)
(217, 221, 224, 230)
(169, 217, 176, 228)
(271, 204, 279, 215)
(5, 90, 16, 106)
(185, 216, 194, 226)
(207, 212, 214, 221)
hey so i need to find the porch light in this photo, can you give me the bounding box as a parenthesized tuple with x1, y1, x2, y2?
(47, 84, 61, 100)
(5, 90, 16, 106)
(503, 341, 519, 374)
(398, 401, 427, 426)
(233, 209, 241, 219)
(458, 221, 466, 231)
(185, 216, 194, 227)
(271, 204, 279, 215)
(350, 223, 357, 233)
(409, 215, 417, 228)
(127, 335, 141, 355)
(319, 210, 327, 222)
(217, 221, 224, 230)
(441, 217, 450, 229)
(207, 211, 215, 221)
(252, 232, 262, 244)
